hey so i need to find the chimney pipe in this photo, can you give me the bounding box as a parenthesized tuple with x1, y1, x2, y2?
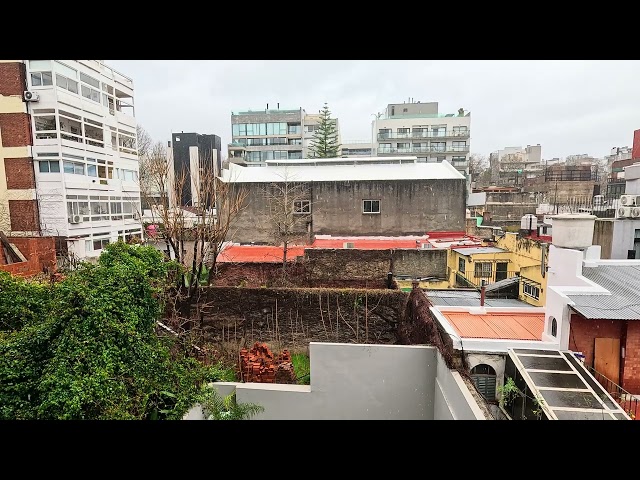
(480, 285, 486, 306)
(266, 103, 269, 110)
(277, 103, 280, 109)
(387, 272, 394, 289)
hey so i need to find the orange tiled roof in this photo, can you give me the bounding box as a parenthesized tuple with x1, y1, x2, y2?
(441, 311, 545, 341)
(218, 245, 306, 263)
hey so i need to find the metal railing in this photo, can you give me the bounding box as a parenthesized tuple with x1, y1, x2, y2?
(583, 364, 638, 419)
(377, 130, 470, 141)
(452, 268, 520, 289)
(377, 146, 469, 155)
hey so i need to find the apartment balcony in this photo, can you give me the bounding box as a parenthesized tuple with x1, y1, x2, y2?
(377, 146, 469, 155)
(377, 130, 470, 141)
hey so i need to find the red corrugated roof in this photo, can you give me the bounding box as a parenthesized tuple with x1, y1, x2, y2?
(218, 245, 306, 263)
(441, 311, 545, 340)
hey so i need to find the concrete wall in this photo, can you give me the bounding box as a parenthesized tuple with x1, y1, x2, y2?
(229, 178, 466, 244)
(611, 219, 640, 259)
(593, 219, 614, 259)
(186, 342, 487, 420)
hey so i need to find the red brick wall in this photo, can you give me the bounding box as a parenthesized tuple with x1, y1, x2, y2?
(4, 157, 35, 189)
(0, 62, 26, 97)
(633, 129, 640, 160)
(623, 322, 640, 394)
(8, 200, 39, 232)
(0, 236, 56, 277)
(0, 113, 32, 147)
(568, 313, 624, 368)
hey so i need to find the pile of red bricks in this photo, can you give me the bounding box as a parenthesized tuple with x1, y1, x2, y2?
(239, 342, 297, 384)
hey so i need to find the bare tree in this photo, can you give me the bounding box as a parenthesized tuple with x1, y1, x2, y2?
(469, 153, 490, 186)
(262, 170, 312, 283)
(136, 124, 153, 161)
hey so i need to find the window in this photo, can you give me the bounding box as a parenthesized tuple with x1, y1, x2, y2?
(378, 128, 391, 139)
(474, 262, 492, 278)
(412, 127, 428, 138)
(287, 123, 301, 135)
(432, 126, 446, 137)
(397, 128, 410, 138)
(288, 151, 302, 159)
(363, 200, 380, 214)
(93, 238, 110, 250)
(63, 161, 85, 175)
(247, 138, 266, 146)
(413, 142, 428, 153)
(452, 141, 467, 152)
(453, 126, 468, 136)
(431, 142, 446, 152)
(397, 142, 411, 153)
(523, 282, 540, 300)
(34, 115, 56, 131)
(31, 71, 53, 87)
(294, 200, 311, 214)
(38, 160, 60, 173)
(80, 72, 100, 88)
(378, 143, 392, 154)
(91, 201, 110, 216)
(266, 122, 287, 135)
(305, 125, 318, 133)
(123, 170, 137, 182)
(81, 84, 101, 103)
(87, 165, 97, 177)
(452, 156, 467, 164)
(550, 317, 558, 337)
(471, 364, 497, 401)
(56, 74, 78, 94)
(67, 201, 90, 220)
(458, 257, 465, 273)
(288, 138, 302, 145)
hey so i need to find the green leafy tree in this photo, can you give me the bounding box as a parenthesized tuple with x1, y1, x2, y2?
(308, 103, 340, 158)
(0, 243, 226, 420)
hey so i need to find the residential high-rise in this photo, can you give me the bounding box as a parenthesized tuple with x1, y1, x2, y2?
(489, 145, 542, 186)
(229, 106, 304, 166)
(170, 132, 221, 208)
(372, 101, 471, 183)
(0, 60, 142, 260)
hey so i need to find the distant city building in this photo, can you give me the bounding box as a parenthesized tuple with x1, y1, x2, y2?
(169, 132, 221, 208)
(340, 141, 373, 157)
(489, 145, 542, 186)
(371, 101, 471, 183)
(0, 59, 142, 260)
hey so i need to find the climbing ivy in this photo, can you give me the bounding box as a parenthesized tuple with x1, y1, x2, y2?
(0, 243, 219, 420)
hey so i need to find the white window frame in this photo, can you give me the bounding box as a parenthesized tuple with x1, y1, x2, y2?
(293, 200, 311, 215)
(38, 160, 60, 173)
(523, 282, 540, 300)
(474, 262, 493, 278)
(363, 199, 380, 214)
(30, 71, 53, 87)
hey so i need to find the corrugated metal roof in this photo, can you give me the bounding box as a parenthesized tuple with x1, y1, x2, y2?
(426, 290, 529, 307)
(219, 160, 465, 183)
(484, 276, 519, 292)
(441, 311, 544, 340)
(452, 247, 506, 255)
(567, 265, 640, 320)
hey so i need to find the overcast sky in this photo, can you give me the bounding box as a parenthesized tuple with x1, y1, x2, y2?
(107, 60, 640, 160)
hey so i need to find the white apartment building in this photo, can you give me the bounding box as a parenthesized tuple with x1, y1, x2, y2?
(371, 101, 471, 183)
(25, 60, 142, 259)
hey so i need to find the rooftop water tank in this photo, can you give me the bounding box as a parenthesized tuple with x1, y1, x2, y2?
(521, 214, 538, 231)
(550, 214, 596, 250)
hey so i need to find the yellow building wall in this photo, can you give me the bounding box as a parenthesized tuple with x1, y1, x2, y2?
(447, 249, 515, 288)
(443, 233, 549, 306)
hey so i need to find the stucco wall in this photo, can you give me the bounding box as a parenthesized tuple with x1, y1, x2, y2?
(228, 178, 466, 244)
(610, 219, 640, 259)
(186, 342, 488, 420)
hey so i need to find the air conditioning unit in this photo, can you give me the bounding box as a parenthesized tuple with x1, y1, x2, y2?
(617, 206, 632, 219)
(23, 90, 39, 102)
(620, 194, 639, 206)
(69, 215, 82, 224)
(632, 207, 640, 218)
(343, 242, 355, 249)
(421, 243, 432, 249)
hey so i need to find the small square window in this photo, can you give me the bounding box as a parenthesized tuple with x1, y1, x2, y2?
(363, 199, 380, 214)
(294, 200, 311, 214)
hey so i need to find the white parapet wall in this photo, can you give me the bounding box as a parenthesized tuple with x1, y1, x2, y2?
(184, 342, 488, 420)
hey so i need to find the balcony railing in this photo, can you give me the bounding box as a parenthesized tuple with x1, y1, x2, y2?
(452, 268, 520, 289)
(377, 146, 469, 155)
(378, 130, 470, 141)
(583, 363, 638, 420)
